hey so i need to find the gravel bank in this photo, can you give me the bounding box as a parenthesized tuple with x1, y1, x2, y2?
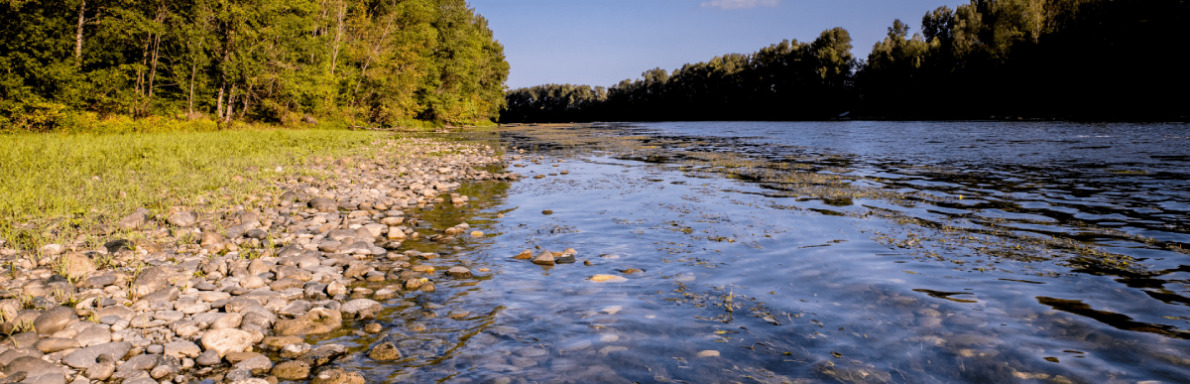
(0, 137, 518, 384)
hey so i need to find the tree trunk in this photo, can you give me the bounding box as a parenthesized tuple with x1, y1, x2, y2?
(146, 8, 166, 101)
(225, 85, 236, 122)
(329, 0, 345, 75)
(216, 33, 231, 119)
(240, 84, 252, 119)
(145, 33, 160, 101)
(188, 41, 201, 118)
(135, 36, 150, 116)
(74, 0, 86, 66)
(216, 84, 225, 120)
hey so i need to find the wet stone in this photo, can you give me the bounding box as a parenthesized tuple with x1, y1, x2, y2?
(300, 344, 347, 367)
(280, 343, 312, 359)
(224, 368, 253, 382)
(368, 341, 401, 361)
(273, 307, 341, 336)
(373, 288, 397, 300)
(261, 336, 303, 351)
(532, 251, 555, 266)
(446, 266, 472, 278)
(590, 274, 628, 283)
(233, 353, 274, 375)
(272, 360, 312, 380)
(310, 367, 365, 384)
(340, 299, 381, 320)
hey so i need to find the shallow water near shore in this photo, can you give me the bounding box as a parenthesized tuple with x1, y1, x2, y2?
(333, 122, 1190, 383)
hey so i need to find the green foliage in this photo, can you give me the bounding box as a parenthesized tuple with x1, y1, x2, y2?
(503, 0, 1187, 122)
(503, 27, 858, 122)
(504, 84, 608, 122)
(0, 0, 508, 131)
(857, 0, 1190, 119)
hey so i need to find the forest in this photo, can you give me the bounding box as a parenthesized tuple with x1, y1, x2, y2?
(503, 0, 1190, 122)
(0, 0, 509, 131)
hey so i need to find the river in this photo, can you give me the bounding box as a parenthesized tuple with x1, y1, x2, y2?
(325, 121, 1190, 383)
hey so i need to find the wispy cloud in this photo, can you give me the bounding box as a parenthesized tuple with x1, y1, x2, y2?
(700, 0, 780, 10)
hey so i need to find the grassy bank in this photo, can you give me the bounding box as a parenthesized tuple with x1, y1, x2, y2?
(0, 127, 386, 252)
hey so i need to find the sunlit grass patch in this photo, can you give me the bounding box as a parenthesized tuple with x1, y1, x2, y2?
(0, 128, 386, 251)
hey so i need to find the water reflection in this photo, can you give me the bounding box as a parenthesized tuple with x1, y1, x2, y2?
(312, 122, 1190, 384)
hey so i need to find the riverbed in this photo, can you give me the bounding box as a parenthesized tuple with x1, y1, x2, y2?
(332, 122, 1190, 383)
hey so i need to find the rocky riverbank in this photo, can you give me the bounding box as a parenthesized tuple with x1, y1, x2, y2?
(0, 137, 518, 384)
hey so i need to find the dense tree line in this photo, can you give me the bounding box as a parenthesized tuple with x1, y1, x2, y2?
(0, 0, 509, 131)
(504, 28, 856, 122)
(503, 84, 607, 123)
(861, 0, 1188, 119)
(502, 0, 1188, 123)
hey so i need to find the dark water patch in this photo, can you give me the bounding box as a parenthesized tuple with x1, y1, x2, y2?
(1037, 296, 1190, 339)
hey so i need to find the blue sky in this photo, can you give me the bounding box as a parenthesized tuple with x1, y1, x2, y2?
(471, 0, 970, 89)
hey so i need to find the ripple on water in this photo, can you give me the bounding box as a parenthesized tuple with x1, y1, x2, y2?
(340, 123, 1190, 383)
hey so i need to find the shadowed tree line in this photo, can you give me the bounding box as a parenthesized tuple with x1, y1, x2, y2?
(1, 0, 509, 131)
(503, 0, 1189, 123)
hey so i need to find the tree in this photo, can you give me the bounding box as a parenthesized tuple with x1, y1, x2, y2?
(0, 0, 510, 131)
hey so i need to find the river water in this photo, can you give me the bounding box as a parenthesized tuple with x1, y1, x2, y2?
(325, 122, 1190, 383)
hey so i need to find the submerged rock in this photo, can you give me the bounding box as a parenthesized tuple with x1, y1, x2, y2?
(532, 251, 556, 266)
(590, 274, 627, 283)
(368, 341, 401, 361)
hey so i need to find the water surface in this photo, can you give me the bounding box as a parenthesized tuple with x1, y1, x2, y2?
(330, 122, 1190, 383)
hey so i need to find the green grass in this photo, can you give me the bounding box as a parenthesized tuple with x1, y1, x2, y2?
(0, 127, 386, 251)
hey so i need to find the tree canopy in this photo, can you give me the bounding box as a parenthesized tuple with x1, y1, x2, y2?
(0, 0, 509, 131)
(502, 0, 1189, 123)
